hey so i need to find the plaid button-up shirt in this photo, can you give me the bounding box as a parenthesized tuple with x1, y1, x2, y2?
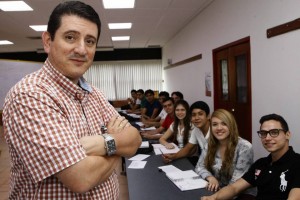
(3, 59, 119, 199)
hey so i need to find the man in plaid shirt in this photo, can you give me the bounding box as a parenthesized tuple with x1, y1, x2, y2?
(2, 1, 141, 199)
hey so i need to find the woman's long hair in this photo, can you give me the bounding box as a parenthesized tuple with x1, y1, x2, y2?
(204, 109, 239, 180)
(172, 100, 191, 146)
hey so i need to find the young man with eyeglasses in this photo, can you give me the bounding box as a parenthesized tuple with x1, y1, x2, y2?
(201, 113, 300, 200)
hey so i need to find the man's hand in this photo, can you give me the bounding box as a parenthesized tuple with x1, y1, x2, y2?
(80, 135, 105, 156)
(107, 115, 129, 134)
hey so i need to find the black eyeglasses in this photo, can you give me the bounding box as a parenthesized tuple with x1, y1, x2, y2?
(257, 129, 286, 138)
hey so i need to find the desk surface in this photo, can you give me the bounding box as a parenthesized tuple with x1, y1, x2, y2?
(126, 154, 213, 200)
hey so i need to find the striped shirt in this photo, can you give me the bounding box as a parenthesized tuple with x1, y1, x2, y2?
(3, 59, 119, 199)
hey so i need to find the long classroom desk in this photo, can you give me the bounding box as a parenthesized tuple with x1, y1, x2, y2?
(125, 153, 213, 200)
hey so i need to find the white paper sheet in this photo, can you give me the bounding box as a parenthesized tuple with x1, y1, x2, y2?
(129, 154, 150, 161)
(135, 122, 144, 127)
(160, 146, 180, 154)
(152, 144, 165, 149)
(154, 148, 162, 155)
(166, 170, 208, 191)
(140, 126, 156, 131)
(128, 161, 147, 169)
(140, 141, 149, 148)
(127, 113, 141, 118)
(158, 165, 182, 173)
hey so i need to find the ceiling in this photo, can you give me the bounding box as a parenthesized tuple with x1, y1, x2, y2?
(0, 0, 213, 53)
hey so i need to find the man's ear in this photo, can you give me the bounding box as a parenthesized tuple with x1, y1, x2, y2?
(42, 31, 51, 53)
(286, 131, 291, 140)
(206, 114, 211, 121)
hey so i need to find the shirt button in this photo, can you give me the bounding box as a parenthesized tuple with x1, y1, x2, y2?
(76, 92, 84, 100)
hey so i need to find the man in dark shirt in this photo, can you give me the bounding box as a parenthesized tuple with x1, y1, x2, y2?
(201, 113, 300, 200)
(141, 89, 162, 119)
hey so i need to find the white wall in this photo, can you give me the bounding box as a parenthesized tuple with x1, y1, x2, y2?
(163, 0, 300, 159)
(0, 60, 42, 109)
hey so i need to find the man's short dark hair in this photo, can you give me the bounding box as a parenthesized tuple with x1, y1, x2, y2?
(137, 89, 144, 94)
(259, 113, 289, 131)
(162, 97, 174, 104)
(131, 89, 137, 93)
(190, 101, 210, 116)
(159, 91, 169, 98)
(47, 1, 101, 41)
(145, 89, 154, 96)
(171, 91, 184, 99)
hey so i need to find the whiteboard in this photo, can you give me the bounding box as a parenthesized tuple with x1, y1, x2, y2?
(0, 59, 42, 109)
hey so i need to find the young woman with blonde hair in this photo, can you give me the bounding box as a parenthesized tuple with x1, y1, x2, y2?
(195, 109, 256, 198)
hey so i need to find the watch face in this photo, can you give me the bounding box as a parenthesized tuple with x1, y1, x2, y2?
(105, 135, 116, 156)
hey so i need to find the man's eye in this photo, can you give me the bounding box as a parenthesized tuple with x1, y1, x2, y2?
(86, 39, 96, 46)
(65, 35, 74, 41)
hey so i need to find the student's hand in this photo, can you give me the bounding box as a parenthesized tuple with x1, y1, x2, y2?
(142, 115, 150, 120)
(141, 132, 152, 139)
(206, 176, 219, 192)
(107, 115, 129, 134)
(141, 132, 150, 138)
(200, 196, 216, 200)
(162, 154, 176, 163)
(126, 109, 133, 113)
(142, 130, 157, 135)
(127, 98, 133, 104)
(164, 143, 175, 149)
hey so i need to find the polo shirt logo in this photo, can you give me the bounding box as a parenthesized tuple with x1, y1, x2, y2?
(279, 169, 289, 192)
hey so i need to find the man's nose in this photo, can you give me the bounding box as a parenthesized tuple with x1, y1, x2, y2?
(74, 40, 87, 55)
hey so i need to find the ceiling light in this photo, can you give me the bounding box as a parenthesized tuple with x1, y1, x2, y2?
(0, 1, 33, 11)
(30, 25, 47, 32)
(102, 0, 135, 9)
(0, 40, 13, 45)
(112, 36, 130, 41)
(108, 23, 132, 29)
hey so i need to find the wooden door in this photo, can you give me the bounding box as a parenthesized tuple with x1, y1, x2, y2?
(213, 37, 252, 142)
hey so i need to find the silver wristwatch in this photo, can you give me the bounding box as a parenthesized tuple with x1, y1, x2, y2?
(102, 134, 116, 156)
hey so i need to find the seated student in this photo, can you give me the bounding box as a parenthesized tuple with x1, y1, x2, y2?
(196, 109, 255, 198)
(162, 101, 210, 166)
(171, 91, 184, 103)
(142, 91, 169, 128)
(128, 89, 146, 114)
(121, 89, 138, 110)
(159, 100, 192, 149)
(141, 97, 174, 140)
(201, 113, 300, 200)
(141, 89, 162, 119)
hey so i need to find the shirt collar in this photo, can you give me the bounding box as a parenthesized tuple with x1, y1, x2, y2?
(205, 127, 210, 140)
(78, 77, 92, 92)
(267, 146, 295, 165)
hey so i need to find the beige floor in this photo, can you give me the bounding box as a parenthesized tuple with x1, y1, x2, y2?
(0, 126, 129, 200)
